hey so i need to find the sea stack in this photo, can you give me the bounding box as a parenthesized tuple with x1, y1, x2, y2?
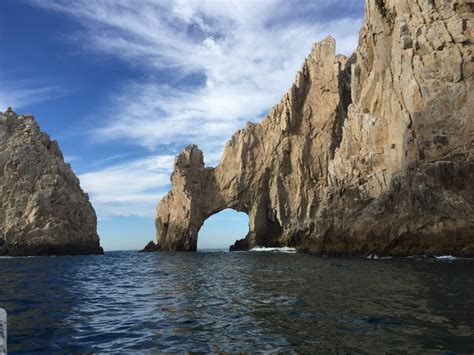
(0, 108, 103, 256)
(155, 0, 473, 256)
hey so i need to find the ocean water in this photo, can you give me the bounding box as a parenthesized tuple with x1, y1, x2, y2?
(0, 250, 473, 353)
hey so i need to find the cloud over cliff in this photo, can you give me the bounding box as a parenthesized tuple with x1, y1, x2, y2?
(26, 0, 363, 218)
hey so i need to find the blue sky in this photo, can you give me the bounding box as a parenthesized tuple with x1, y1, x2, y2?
(0, 0, 364, 250)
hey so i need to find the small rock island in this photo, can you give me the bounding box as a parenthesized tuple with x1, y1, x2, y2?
(155, 0, 474, 256)
(0, 108, 102, 256)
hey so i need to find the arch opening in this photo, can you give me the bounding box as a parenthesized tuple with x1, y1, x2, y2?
(197, 209, 249, 250)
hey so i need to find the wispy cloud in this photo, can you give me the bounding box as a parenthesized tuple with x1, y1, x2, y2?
(0, 81, 61, 111)
(30, 0, 364, 219)
(79, 155, 174, 218)
(32, 0, 362, 154)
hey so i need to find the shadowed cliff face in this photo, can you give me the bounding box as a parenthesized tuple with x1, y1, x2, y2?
(0, 109, 103, 256)
(156, 0, 474, 256)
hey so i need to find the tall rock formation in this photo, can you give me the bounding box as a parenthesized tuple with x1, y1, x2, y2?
(0, 108, 103, 256)
(156, 0, 474, 256)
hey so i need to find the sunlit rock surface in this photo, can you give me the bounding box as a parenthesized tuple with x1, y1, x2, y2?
(156, 0, 474, 256)
(0, 108, 102, 256)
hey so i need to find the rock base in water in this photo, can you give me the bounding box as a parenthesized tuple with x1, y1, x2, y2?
(140, 241, 161, 253)
(229, 237, 249, 252)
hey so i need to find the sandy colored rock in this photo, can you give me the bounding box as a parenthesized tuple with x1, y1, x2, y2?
(156, 0, 474, 256)
(0, 109, 103, 256)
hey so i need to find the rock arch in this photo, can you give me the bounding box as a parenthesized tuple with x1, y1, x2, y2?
(156, 144, 286, 251)
(156, 37, 349, 252)
(156, 0, 474, 256)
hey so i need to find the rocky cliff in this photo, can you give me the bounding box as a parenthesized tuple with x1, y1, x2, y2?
(0, 108, 103, 256)
(156, 0, 474, 256)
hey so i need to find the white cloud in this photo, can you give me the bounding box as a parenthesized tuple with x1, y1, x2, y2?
(89, 3, 362, 162)
(30, 0, 364, 219)
(79, 155, 175, 218)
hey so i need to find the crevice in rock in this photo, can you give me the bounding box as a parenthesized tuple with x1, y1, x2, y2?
(330, 54, 355, 158)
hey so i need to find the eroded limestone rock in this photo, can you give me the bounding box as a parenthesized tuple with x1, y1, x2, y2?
(0, 109, 103, 256)
(155, 0, 474, 256)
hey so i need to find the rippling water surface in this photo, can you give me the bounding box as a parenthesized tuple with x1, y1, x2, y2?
(0, 251, 473, 353)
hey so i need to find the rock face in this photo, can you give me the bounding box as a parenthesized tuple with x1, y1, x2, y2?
(0, 108, 103, 256)
(156, 0, 474, 256)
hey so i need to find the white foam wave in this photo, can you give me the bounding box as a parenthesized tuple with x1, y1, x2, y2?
(435, 255, 458, 260)
(366, 254, 392, 260)
(249, 246, 297, 253)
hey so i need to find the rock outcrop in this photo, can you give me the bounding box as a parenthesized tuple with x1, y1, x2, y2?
(0, 108, 103, 256)
(140, 241, 161, 252)
(156, 0, 474, 256)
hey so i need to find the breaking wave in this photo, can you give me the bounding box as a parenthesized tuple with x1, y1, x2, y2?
(366, 255, 392, 260)
(249, 246, 297, 253)
(435, 255, 458, 260)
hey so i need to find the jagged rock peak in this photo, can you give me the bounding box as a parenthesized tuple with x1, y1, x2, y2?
(154, 0, 474, 257)
(0, 110, 103, 256)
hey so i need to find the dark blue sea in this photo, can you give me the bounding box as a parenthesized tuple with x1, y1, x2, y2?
(0, 250, 473, 353)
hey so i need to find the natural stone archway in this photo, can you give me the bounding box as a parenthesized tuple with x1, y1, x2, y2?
(156, 144, 287, 251)
(156, 0, 474, 256)
(156, 37, 353, 252)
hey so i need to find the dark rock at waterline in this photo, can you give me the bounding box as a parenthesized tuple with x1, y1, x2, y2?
(5, 242, 103, 257)
(229, 237, 249, 252)
(140, 241, 161, 252)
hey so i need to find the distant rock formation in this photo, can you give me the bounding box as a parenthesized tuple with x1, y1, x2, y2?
(155, 0, 474, 256)
(0, 108, 103, 256)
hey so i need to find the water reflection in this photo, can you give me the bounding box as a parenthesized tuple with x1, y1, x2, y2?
(245, 255, 474, 352)
(0, 255, 85, 352)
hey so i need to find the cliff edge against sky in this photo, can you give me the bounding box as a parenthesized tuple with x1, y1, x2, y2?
(0, 108, 102, 256)
(156, 0, 473, 256)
